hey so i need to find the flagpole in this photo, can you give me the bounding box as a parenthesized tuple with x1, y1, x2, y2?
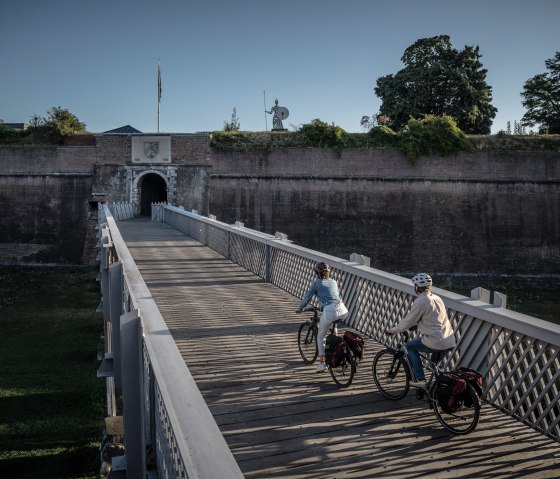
(157, 59, 161, 133)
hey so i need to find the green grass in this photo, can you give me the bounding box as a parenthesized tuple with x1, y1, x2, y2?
(0, 267, 104, 479)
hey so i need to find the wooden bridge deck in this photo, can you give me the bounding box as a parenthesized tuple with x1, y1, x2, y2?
(117, 218, 560, 479)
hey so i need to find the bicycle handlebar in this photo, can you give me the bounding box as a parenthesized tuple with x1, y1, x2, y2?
(385, 329, 411, 342)
(302, 306, 320, 313)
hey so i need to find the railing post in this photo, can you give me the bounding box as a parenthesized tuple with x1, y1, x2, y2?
(109, 262, 123, 393)
(350, 253, 370, 267)
(471, 287, 491, 303)
(265, 244, 272, 283)
(120, 310, 146, 477)
(493, 291, 508, 308)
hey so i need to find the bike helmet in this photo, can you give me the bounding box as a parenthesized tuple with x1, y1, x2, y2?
(411, 273, 432, 288)
(314, 262, 331, 276)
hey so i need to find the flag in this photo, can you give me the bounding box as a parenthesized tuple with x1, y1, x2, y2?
(158, 60, 162, 102)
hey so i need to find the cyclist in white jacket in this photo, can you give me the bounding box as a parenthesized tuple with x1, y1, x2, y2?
(388, 273, 456, 388)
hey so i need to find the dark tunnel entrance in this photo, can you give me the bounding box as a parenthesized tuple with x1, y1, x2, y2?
(140, 173, 167, 216)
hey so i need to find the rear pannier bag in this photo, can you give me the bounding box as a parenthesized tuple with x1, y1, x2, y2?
(454, 367, 484, 407)
(325, 334, 344, 367)
(435, 373, 466, 413)
(436, 368, 483, 412)
(343, 331, 364, 361)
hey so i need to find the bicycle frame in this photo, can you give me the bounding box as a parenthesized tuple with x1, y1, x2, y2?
(297, 307, 357, 388)
(373, 330, 482, 434)
(385, 333, 447, 406)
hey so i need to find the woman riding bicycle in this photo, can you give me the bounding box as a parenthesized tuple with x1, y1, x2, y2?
(387, 273, 456, 388)
(296, 262, 348, 373)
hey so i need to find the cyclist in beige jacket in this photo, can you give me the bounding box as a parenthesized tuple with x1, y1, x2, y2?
(387, 273, 456, 388)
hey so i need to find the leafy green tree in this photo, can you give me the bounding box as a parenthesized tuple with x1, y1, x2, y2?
(27, 106, 87, 144)
(521, 52, 560, 134)
(223, 107, 240, 132)
(360, 115, 374, 132)
(374, 35, 497, 134)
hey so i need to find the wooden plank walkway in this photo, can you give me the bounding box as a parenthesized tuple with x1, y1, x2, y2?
(117, 218, 560, 479)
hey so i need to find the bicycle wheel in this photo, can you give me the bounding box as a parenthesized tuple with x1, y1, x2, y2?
(372, 349, 410, 400)
(431, 383, 481, 435)
(329, 347, 356, 388)
(298, 321, 318, 364)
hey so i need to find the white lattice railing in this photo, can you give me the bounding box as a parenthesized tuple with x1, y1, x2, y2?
(108, 202, 135, 220)
(97, 204, 244, 478)
(160, 204, 560, 443)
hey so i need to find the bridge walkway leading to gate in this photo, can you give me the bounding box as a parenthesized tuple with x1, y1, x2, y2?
(114, 217, 560, 479)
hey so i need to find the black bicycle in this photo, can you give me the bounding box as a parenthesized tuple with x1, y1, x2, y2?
(372, 330, 481, 434)
(297, 307, 358, 388)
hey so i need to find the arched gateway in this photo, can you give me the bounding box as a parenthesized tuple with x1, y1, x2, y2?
(128, 168, 174, 216)
(139, 172, 167, 216)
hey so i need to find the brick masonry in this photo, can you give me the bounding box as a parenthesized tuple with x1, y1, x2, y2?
(0, 135, 558, 279)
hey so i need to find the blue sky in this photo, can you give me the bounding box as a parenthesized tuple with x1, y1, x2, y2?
(1, 0, 558, 134)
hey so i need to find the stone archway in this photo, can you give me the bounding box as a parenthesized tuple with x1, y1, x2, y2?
(139, 173, 168, 216)
(127, 167, 177, 217)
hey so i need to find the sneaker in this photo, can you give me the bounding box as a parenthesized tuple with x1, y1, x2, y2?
(410, 380, 426, 389)
(315, 363, 327, 373)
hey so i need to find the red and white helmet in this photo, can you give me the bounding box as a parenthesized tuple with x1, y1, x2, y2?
(411, 273, 432, 288)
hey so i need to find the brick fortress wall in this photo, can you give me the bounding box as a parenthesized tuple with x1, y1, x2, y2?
(0, 133, 212, 264)
(0, 134, 558, 280)
(208, 147, 560, 278)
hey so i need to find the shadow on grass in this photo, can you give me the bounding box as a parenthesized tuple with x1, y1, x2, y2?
(0, 444, 100, 479)
(0, 391, 95, 425)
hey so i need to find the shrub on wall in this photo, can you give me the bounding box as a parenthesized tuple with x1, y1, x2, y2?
(297, 119, 351, 156)
(397, 114, 474, 163)
(210, 131, 254, 149)
(0, 125, 24, 145)
(368, 125, 398, 147)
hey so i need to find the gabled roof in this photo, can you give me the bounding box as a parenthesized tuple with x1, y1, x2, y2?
(103, 125, 142, 134)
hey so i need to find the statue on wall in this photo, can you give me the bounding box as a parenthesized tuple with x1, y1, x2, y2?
(266, 99, 289, 131)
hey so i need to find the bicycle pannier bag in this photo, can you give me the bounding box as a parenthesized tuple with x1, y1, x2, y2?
(454, 367, 484, 406)
(343, 331, 364, 361)
(435, 373, 466, 413)
(325, 334, 344, 367)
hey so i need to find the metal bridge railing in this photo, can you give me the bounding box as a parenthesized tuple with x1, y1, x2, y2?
(96, 204, 244, 479)
(160, 204, 560, 443)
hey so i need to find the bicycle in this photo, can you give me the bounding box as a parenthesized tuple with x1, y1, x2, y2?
(297, 306, 359, 388)
(372, 330, 481, 434)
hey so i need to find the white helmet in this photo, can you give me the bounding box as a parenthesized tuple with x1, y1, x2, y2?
(411, 273, 432, 288)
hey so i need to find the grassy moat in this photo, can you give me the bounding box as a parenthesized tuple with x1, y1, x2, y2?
(0, 268, 103, 479)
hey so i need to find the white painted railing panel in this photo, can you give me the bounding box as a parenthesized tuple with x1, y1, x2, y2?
(108, 202, 135, 220)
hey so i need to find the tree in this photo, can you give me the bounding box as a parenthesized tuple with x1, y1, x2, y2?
(360, 115, 376, 132)
(27, 106, 87, 144)
(223, 107, 240, 132)
(521, 52, 560, 134)
(374, 35, 497, 134)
